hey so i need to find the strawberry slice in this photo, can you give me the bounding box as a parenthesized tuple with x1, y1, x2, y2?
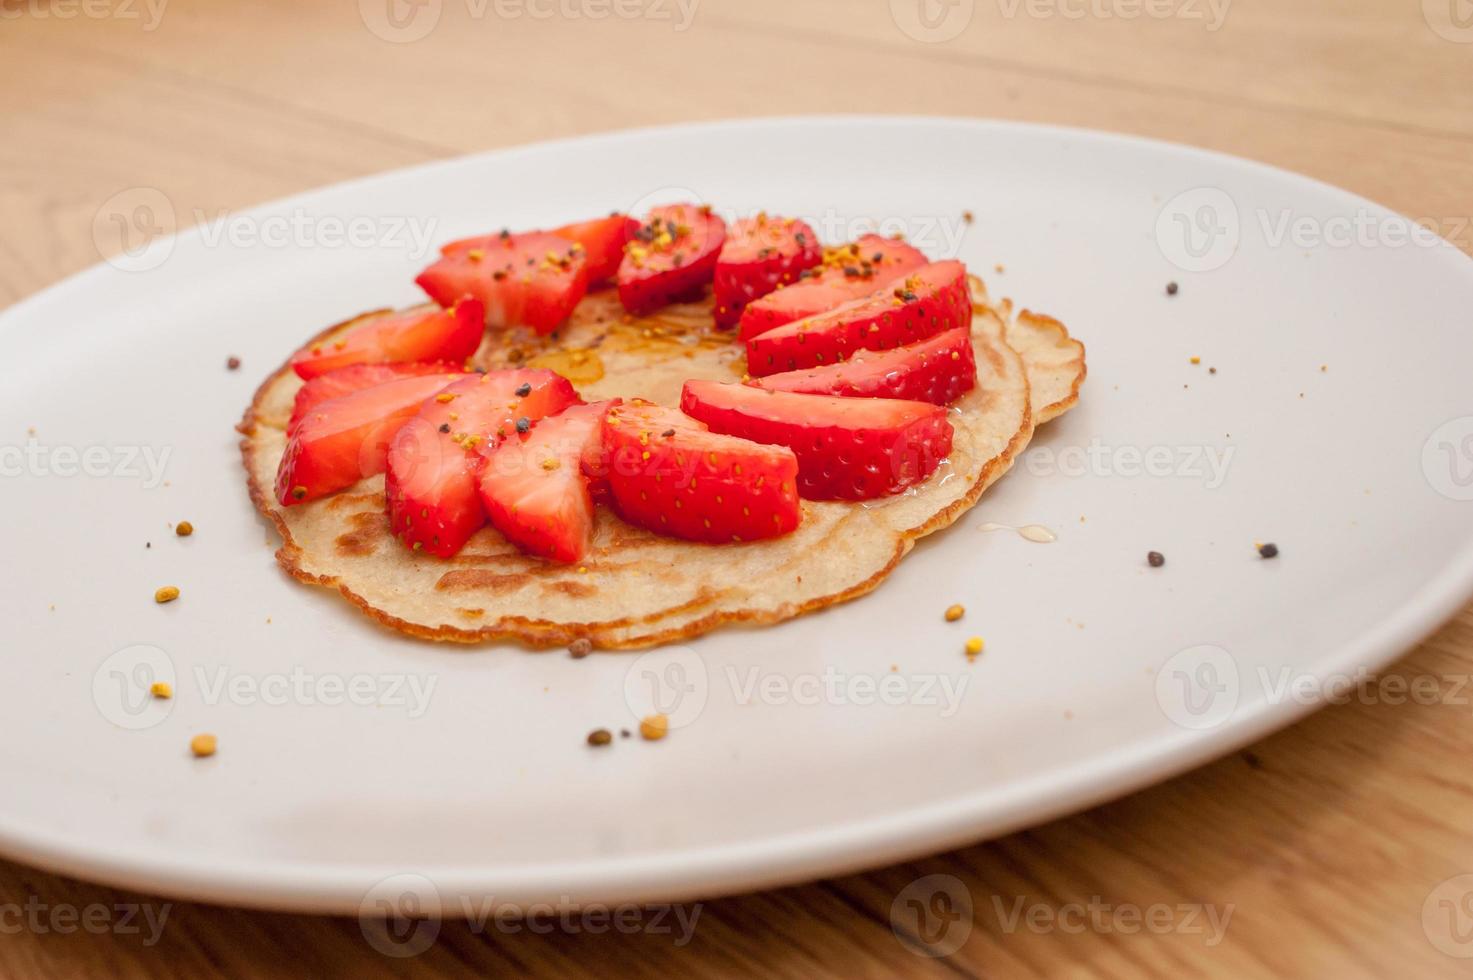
(745, 261, 972, 378)
(680, 380, 954, 501)
(477, 402, 614, 563)
(737, 235, 929, 342)
(617, 203, 727, 315)
(749, 328, 977, 406)
(276, 372, 464, 506)
(551, 214, 637, 285)
(603, 401, 800, 544)
(385, 369, 580, 557)
(712, 214, 822, 329)
(417, 231, 588, 335)
(290, 362, 462, 430)
(290, 301, 483, 380)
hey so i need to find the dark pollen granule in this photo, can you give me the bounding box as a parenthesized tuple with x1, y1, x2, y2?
(1166, 282, 1179, 296)
(515, 417, 531, 434)
(586, 728, 613, 747)
(515, 383, 532, 397)
(226, 356, 241, 370)
(1258, 542, 1280, 559)
(1147, 551, 1165, 568)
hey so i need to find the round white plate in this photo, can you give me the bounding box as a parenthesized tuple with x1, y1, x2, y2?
(5, 117, 1473, 915)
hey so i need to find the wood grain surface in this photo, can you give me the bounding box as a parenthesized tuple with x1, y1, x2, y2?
(3, 0, 1473, 975)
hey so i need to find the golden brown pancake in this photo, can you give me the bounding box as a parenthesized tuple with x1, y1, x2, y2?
(239, 279, 1085, 649)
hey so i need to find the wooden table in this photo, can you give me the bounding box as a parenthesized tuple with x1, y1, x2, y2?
(4, 0, 1472, 974)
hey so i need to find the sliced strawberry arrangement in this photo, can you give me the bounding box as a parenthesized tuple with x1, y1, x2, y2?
(477, 402, 614, 563)
(737, 235, 929, 342)
(680, 380, 953, 501)
(276, 372, 465, 506)
(712, 213, 822, 329)
(750, 327, 977, 405)
(386, 369, 581, 558)
(552, 214, 637, 285)
(290, 361, 462, 430)
(290, 300, 483, 380)
(617, 203, 727, 315)
(745, 261, 972, 378)
(602, 401, 800, 544)
(417, 231, 588, 335)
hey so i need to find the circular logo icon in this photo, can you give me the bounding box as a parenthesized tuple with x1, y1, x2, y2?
(92, 645, 175, 730)
(1155, 187, 1241, 273)
(92, 187, 176, 273)
(890, 0, 975, 43)
(1155, 644, 1239, 730)
(359, 873, 441, 958)
(1424, 0, 1473, 42)
(622, 645, 708, 729)
(359, 0, 442, 43)
(890, 874, 973, 957)
(1422, 417, 1473, 501)
(1423, 874, 1473, 957)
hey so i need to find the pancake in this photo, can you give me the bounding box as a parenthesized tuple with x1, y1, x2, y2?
(239, 279, 1085, 649)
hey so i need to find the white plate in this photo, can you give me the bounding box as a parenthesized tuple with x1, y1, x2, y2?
(5, 117, 1473, 916)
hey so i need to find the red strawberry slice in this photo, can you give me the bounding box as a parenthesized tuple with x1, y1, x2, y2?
(385, 369, 580, 557)
(290, 361, 462, 430)
(276, 372, 464, 506)
(738, 235, 929, 341)
(417, 231, 588, 335)
(749, 327, 977, 406)
(602, 401, 800, 544)
(745, 261, 972, 378)
(712, 214, 822, 329)
(551, 214, 637, 285)
(477, 402, 614, 563)
(290, 300, 483, 380)
(680, 380, 953, 501)
(617, 203, 727, 315)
